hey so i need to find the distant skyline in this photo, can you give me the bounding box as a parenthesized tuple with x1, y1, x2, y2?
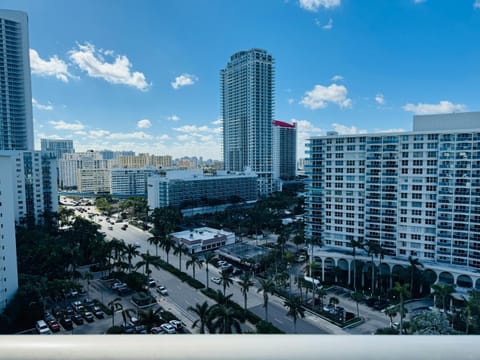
(3, 0, 480, 159)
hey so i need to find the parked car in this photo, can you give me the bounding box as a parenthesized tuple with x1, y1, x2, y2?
(111, 282, 127, 290)
(160, 323, 176, 334)
(82, 311, 95, 322)
(148, 277, 156, 287)
(92, 306, 105, 319)
(47, 320, 61, 332)
(83, 298, 94, 308)
(71, 314, 84, 325)
(151, 326, 166, 334)
(156, 285, 168, 295)
(134, 242, 141, 248)
(36, 320, 52, 334)
(211, 277, 222, 284)
(60, 317, 73, 331)
(169, 320, 184, 331)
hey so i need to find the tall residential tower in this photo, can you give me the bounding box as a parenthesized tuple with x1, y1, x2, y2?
(0, 10, 33, 151)
(221, 49, 275, 195)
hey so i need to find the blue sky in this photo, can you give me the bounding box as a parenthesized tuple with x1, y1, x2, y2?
(4, 0, 480, 159)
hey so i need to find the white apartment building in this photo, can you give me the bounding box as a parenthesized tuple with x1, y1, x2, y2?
(0, 155, 18, 313)
(170, 227, 235, 254)
(273, 120, 297, 181)
(147, 169, 258, 210)
(111, 167, 160, 196)
(0, 10, 33, 151)
(305, 112, 480, 290)
(59, 151, 114, 189)
(77, 169, 111, 194)
(221, 49, 275, 195)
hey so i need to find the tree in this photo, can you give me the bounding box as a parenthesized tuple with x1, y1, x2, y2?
(160, 235, 176, 264)
(238, 272, 254, 315)
(384, 305, 398, 327)
(173, 242, 188, 272)
(257, 278, 275, 322)
(135, 251, 162, 276)
(124, 243, 140, 273)
(220, 271, 234, 297)
(208, 302, 245, 334)
(203, 252, 216, 288)
(393, 282, 410, 335)
(83, 271, 94, 295)
(349, 239, 364, 291)
(186, 253, 203, 280)
(138, 307, 164, 333)
(409, 309, 454, 335)
(432, 283, 455, 313)
(284, 296, 305, 333)
(364, 240, 382, 295)
(329, 296, 339, 308)
(147, 234, 161, 257)
(351, 291, 364, 318)
(408, 256, 423, 297)
(188, 301, 212, 334)
(108, 298, 123, 328)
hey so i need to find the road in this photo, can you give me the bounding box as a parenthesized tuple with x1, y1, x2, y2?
(72, 206, 390, 334)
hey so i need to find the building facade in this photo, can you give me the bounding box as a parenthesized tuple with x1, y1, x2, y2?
(40, 139, 74, 160)
(170, 227, 235, 254)
(305, 112, 480, 289)
(273, 120, 297, 181)
(59, 151, 112, 189)
(221, 48, 275, 195)
(118, 153, 172, 169)
(0, 10, 33, 151)
(147, 169, 258, 209)
(111, 167, 160, 196)
(0, 155, 18, 313)
(76, 168, 111, 194)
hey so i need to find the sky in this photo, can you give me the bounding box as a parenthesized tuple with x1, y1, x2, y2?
(3, 0, 480, 160)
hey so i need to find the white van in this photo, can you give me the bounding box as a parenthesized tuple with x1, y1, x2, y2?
(36, 320, 52, 334)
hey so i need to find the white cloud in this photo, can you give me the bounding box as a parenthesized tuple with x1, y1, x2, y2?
(375, 93, 385, 105)
(288, 98, 295, 105)
(88, 130, 110, 138)
(173, 125, 219, 134)
(108, 131, 153, 140)
(299, 0, 341, 12)
(49, 120, 85, 131)
(212, 118, 223, 125)
(32, 98, 53, 111)
(69, 42, 150, 90)
(331, 75, 344, 82)
(403, 101, 466, 115)
(301, 83, 352, 109)
(30, 49, 72, 82)
(167, 115, 181, 122)
(322, 18, 333, 30)
(137, 119, 152, 129)
(158, 134, 170, 141)
(474, 0, 480, 8)
(171, 73, 198, 89)
(332, 123, 367, 135)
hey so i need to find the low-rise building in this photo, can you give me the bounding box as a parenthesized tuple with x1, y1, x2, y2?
(170, 227, 235, 253)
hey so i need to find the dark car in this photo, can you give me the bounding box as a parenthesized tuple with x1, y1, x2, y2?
(71, 314, 84, 325)
(47, 320, 61, 332)
(65, 306, 75, 316)
(82, 311, 95, 322)
(92, 306, 105, 319)
(60, 317, 73, 330)
(83, 298, 95, 308)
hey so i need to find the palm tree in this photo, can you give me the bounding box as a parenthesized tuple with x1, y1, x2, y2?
(138, 307, 164, 333)
(329, 296, 340, 308)
(147, 233, 161, 257)
(135, 250, 162, 276)
(203, 252, 216, 288)
(432, 283, 455, 312)
(351, 291, 364, 318)
(393, 282, 410, 335)
(83, 271, 94, 295)
(173, 242, 188, 272)
(408, 256, 423, 297)
(186, 252, 203, 280)
(124, 243, 140, 273)
(257, 277, 275, 322)
(108, 298, 123, 328)
(208, 303, 244, 334)
(220, 271, 234, 297)
(350, 239, 364, 291)
(238, 272, 254, 315)
(284, 296, 305, 333)
(121, 308, 136, 327)
(160, 235, 176, 264)
(188, 301, 212, 334)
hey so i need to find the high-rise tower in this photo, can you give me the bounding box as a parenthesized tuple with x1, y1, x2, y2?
(0, 10, 33, 151)
(221, 49, 275, 195)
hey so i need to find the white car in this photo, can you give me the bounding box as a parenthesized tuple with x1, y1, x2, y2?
(160, 323, 176, 334)
(156, 286, 168, 295)
(169, 320, 184, 331)
(211, 277, 222, 284)
(134, 242, 141, 248)
(36, 320, 52, 335)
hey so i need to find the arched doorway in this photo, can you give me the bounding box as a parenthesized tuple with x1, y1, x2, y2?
(438, 271, 454, 285)
(457, 274, 473, 288)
